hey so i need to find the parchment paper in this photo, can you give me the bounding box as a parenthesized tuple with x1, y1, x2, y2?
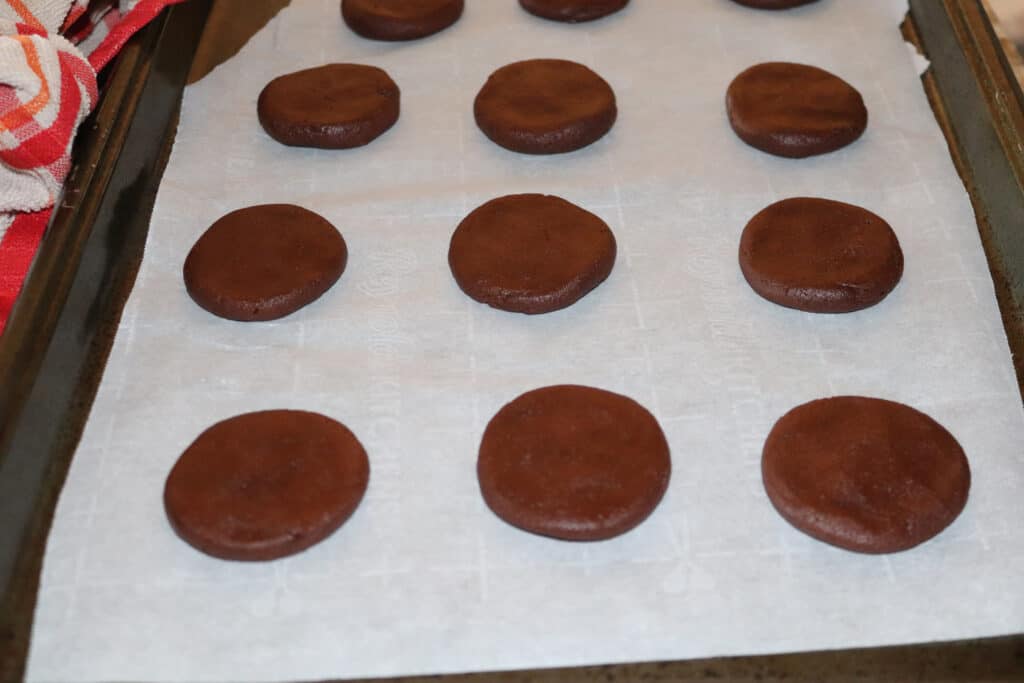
(26, 1, 1024, 681)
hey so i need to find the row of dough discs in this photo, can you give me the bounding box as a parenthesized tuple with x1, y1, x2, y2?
(165, 0, 971, 563)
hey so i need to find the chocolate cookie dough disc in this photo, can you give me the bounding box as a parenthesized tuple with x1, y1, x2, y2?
(448, 194, 616, 314)
(474, 59, 617, 154)
(164, 410, 370, 561)
(519, 0, 629, 23)
(726, 62, 867, 158)
(341, 0, 463, 41)
(478, 385, 671, 541)
(729, 0, 819, 9)
(739, 197, 903, 313)
(184, 204, 347, 321)
(258, 63, 399, 149)
(762, 397, 970, 554)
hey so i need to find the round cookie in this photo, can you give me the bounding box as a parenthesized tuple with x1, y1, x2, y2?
(448, 194, 616, 314)
(729, 0, 819, 9)
(519, 0, 629, 23)
(184, 204, 347, 322)
(739, 197, 903, 313)
(762, 396, 970, 554)
(164, 410, 370, 561)
(341, 0, 463, 41)
(478, 385, 671, 541)
(474, 59, 617, 154)
(258, 63, 399, 149)
(726, 62, 867, 158)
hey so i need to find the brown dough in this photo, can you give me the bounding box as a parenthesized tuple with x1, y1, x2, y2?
(164, 410, 370, 561)
(726, 62, 867, 158)
(739, 197, 903, 313)
(762, 396, 970, 554)
(184, 204, 347, 322)
(519, 0, 629, 23)
(474, 59, 617, 154)
(729, 0, 819, 9)
(258, 63, 399, 149)
(448, 194, 616, 314)
(341, 0, 463, 41)
(478, 385, 671, 541)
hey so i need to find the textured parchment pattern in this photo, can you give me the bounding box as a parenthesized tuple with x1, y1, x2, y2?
(27, 1, 1024, 681)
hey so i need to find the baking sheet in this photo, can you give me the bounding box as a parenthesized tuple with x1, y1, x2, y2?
(25, 1, 1024, 681)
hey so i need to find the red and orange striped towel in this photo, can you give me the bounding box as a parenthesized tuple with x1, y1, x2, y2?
(0, 0, 183, 334)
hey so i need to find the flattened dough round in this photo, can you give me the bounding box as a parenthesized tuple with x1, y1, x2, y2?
(478, 385, 671, 541)
(184, 204, 347, 322)
(762, 396, 970, 554)
(729, 0, 819, 9)
(448, 194, 616, 314)
(519, 0, 629, 23)
(739, 197, 903, 313)
(474, 59, 617, 154)
(341, 0, 463, 41)
(258, 63, 399, 149)
(164, 410, 370, 561)
(727, 62, 867, 158)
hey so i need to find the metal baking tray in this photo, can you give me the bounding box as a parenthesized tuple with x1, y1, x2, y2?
(0, 2, 212, 679)
(0, 0, 1021, 680)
